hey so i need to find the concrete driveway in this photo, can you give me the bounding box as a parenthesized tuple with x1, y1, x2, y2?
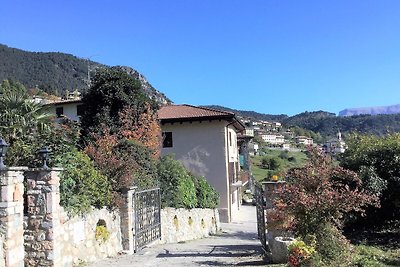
(88, 205, 266, 267)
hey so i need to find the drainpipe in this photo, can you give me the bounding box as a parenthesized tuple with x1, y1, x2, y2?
(225, 120, 237, 222)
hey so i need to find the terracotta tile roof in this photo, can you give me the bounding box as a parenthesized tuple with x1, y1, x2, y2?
(158, 104, 234, 120)
(158, 104, 245, 131)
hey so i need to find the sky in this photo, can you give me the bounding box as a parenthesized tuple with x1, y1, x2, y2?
(1, 0, 400, 116)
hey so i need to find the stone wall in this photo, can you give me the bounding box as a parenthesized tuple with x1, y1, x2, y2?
(24, 169, 122, 266)
(155, 208, 220, 245)
(57, 208, 122, 266)
(0, 168, 26, 267)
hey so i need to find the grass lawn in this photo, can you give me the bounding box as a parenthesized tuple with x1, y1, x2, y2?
(250, 149, 308, 182)
(352, 245, 400, 266)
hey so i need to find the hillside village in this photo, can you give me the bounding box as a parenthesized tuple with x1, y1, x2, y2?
(39, 89, 347, 157)
(0, 45, 399, 267)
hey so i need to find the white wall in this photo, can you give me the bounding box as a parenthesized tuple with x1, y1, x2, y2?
(161, 120, 240, 222)
(47, 102, 81, 121)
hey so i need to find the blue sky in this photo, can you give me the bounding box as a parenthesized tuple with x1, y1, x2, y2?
(1, 0, 400, 115)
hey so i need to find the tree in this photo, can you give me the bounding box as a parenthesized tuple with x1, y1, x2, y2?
(0, 80, 54, 166)
(340, 133, 400, 221)
(81, 69, 162, 206)
(80, 68, 158, 142)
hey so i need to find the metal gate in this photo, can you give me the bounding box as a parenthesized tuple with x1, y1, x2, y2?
(255, 183, 267, 251)
(134, 187, 161, 252)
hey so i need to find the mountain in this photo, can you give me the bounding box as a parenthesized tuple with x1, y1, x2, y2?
(0, 44, 170, 104)
(205, 105, 288, 122)
(209, 105, 400, 138)
(285, 112, 400, 137)
(339, 104, 400, 116)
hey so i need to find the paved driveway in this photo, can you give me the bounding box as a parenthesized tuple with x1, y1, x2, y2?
(89, 205, 266, 267)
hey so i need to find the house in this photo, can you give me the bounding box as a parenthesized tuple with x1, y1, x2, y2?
(45, 99, 84, 122)
(295, 136, 314, 146)
(158, 104, 245, 223)
(260, 134, 285, 145)
(248, 142, 259, 155)
(324, 130, 346, 154)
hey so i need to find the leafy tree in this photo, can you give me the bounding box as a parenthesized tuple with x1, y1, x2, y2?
(0, 80, 110, 214)
(0, 80, 52, 145)
(340, 133, 400, 221)
(81, 69, 162, 207)
(0, 80, 54, 166)
(80, 68, 159, 144)
(261, 156, 282, 171)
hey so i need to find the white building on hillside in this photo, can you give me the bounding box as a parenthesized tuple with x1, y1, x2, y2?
(261, 134, 285, 145)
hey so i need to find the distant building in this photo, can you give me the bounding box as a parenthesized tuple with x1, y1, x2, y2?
(324, 130, 346, 154)
(282, 143, 291, 150)
(249, 142, 259, 155)
(295, 136, 313, 146)
(46, 99, 84, 122)
(261, 134, 285, 145)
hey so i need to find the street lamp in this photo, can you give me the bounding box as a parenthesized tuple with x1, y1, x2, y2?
(38, 146, 51, 169)
(0, 138, 9, 170)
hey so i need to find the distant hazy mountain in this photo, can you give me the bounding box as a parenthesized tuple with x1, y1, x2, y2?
(0, 44, 170, 104)
(205, 105, 288, 122)
(209, 105, 400, 138)
(339, 104, 400, 116)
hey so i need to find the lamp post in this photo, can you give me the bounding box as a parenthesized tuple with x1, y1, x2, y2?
(38, 146, 51, 169)
(0, 138, 9, 170)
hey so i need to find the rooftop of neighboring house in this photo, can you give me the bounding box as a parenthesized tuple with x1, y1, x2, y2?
(45, 99, 83, 106)
(158, 104, 245, 131)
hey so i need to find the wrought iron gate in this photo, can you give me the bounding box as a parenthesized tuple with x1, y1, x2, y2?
(134, 187, 161, 252)
(255, 183, 267, 251)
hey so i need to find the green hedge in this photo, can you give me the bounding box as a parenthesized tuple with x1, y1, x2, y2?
(192, 175, 219, 209)
(58, 149, 112, 215)
(158, 155, 219, 209)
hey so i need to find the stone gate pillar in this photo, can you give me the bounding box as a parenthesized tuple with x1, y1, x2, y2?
(119, 187, 136, 253)
(24, 168, 63, 267)
(0, 167, 27, 267)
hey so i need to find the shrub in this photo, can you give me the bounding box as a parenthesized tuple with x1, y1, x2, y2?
(58, 149, 112, 215)
(288, 239, 316, 267)
(261, 156, 282, 170)
(275, 148, 378, 265)
(85, 130, 159, 207)
(158, 155, 197, 209)
(309, 224, 352, 266)
(192, 175, 219, 209)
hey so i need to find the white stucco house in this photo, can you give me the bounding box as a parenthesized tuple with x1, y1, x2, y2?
(158, 104, 245, 223)
(261, 134, 285, 145)
(45, 99, 84, 122)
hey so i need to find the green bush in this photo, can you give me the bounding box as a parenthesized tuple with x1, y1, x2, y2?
(309, 224, 352, 266)
(158, 155, 197, 209)
(261, 156, 282, 170)
(59, 149, 112, 215)
(192, 175, 219, 209)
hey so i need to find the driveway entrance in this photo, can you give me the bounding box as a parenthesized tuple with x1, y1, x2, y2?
(89, 205, 265, 267)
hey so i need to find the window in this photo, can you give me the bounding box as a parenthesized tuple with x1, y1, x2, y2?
(77, 105, 84, 116)
(56, 107, 64, 118)
(229, 132, 232, 146)
(162, 132, 173, 148)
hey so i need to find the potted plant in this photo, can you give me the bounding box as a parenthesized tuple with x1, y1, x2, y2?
(266, 208, 295, 263)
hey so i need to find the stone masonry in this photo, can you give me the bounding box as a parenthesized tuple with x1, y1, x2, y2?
(119, 187, 136, 253)
(24, 169, 63, 267)
(0, 168, 27, 267)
